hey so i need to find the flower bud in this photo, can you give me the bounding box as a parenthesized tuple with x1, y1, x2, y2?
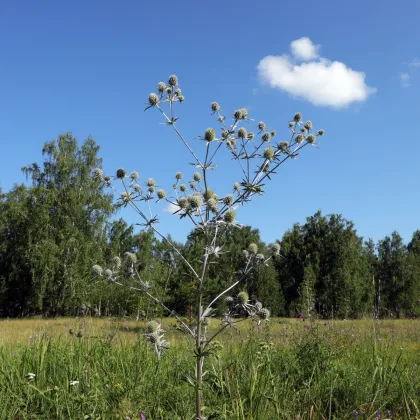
(147, 178, 156, 187)
(271, 130, 276, 137)
(177, 197, 188, 209)
(270, 243, 281, 255)
(317, 129, 325, 136)
(134, 184, 141, 192)
(157, 82, 166, 93)
(174, 88, 182, 96)
(92, 265, 103, 276)
(233, 109, 243, 120)
(288, 121, 295, 128)
(93, 168, 103, 180)
(306, 134, 316, 144)
(237, 291, 249, 305)
(223, 195, 234, 206)
(124, 252, 137, 265)
(130, 171, 139, 180)
(180, 184, 187, 192)
(112, 256, 122, 269)
(188, 195, 202, 209)
(203, 188, 214, 201)
(148, 186, 155, 193)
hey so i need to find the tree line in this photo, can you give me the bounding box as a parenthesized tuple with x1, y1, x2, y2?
(0, 134, 419, 318)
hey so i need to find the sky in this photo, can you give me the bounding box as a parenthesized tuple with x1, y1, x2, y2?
(1, 0, 420, 245)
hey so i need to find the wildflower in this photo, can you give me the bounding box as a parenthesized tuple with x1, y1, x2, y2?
(140, 411, 146, 420)
(237, 127, 247, 139)
(353, 410, 359, 418)
(178, 95, 185, 102)
(204, 128, 216, 142)
(233, 182, 240, 192)
(376, 410, 381, 419)
(92, 264, 103, 277)
(258, 121, 266, 132)
(203, 188, 214, 201)
(188, 195, 202, 209)
(168, 74, 178, 86)
(124, 252, 137, 265)
(237, 291, 249, 305)
(270, 243, 281, 255)
(134, 184, 141, 192)
(295, 134, 304, 144)
(175, 172, 183, 180)
(247, 132, 255, 140)
(148, 186, 155, 194)
(304, 120, 312, 131)
(177, 197, 188, 209)
(157, 189, 166, 200)
(271, 130, 276, 137)
(179, 184, 187, 192)
(174, 88, 182, 96)
(223, 209, 236, 224)
(157, 82, 166, 93)
(69, 329, 74, 335)
(259, 308, 270, 320)
(193, 172, 201, 182)
(242, 249, 249, 259)
(317, 129, 325, 136)
(130, 171, 139, 180)
(293, 112, 302, 122)
(93, 168, 103, 180)
(104, 269, 113, 279)
(76, 331, 83, 338)
(307, 134, 316, 144)
(263, 147, 275, 160)
(148, 93, 159, 107)
(211, 102, 220, 112)
(112, 256, 121, 269)
(262, 132, 271, 142)
(248, 243, 258, 254)
(116, 168, 126, 179)
(288, 121, 295, 128)
(223, 195, 234, 206)
(234, 109, 244, 120)
(146, 178, 156, 187)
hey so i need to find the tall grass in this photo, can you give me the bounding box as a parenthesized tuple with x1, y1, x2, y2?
(1, 318, 420, 419)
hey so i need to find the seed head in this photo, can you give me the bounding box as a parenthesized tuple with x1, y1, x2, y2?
(203, 188, 214, 201)
(295, 134, 304, 144)
(224, 209, 236, 224)
(116, 168, 126, 179)
(263, 147, 275, 160)
(92, 265, 103, 276)
(211, 102, 221, 112)
(174, 88, 182, 96)
(237, 127, 247, 139)
(177, 197, 188, 209)
(175, 172, 183, 180)
(168, 74, 178, 86)
(188, 195, 203, 209)
(157, 189, 166, 199)
(258, 121, 266, 131)
(270, 243, 281, 255)
(223, 195, 234, 206)
(112, 256, 122, 269)
(148, 186, 155, 193)
(248, 243, 258, 254)
(307, 134, 316, 144)
(234, 109, 243, 120)
(193, 172, 201, 182)
(130, 171, 139, 180)
(237, 291, 249, 305)
(317, 129, 325, 136)
(104, 269, 113, 279)
(134, 184, 141, 192)
(147, 178, 156, 187)
(278, 141, 289, 151)
(262, 132, 271, 142)
(157, 82, 166, 93)
(304, 120, 313, 131)
(148, 93, 159, 107)
(93, 168, 103, 180)
(293, 112, 302, 122)
(204, 128, 216, 142)
(271, 130, 276, 137)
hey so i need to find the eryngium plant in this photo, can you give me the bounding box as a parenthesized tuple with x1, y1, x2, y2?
(92, 75, 325, 420)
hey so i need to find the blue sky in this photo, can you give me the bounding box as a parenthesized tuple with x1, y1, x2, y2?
(1, 0, 419, 245)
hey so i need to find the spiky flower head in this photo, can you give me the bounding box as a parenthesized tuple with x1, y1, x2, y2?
(157, 82, 166, 93)
(206, 198, 218, 213)
(189, 181, 196, 190)
(255, 301, 263, 311)
(278, 141, 289, 151)
(92, 264, 103, 277)
(204, 128, 216, 142)
(157, 189, 166, 199)
(168, 74, 178, 86)
(248, 243, 258, 254)
(178, 95, 185, 103)
(258, 121, 266, 131)
(188, 195, 203, 209)
(121, 192, 130, 203)
(224, 209, 236, 224)
(270, 243, 281, 255)
(175, 172, 183, 180)
(237, 127, 247, 139)
(304, 120, 313, 131)
(288, 121, 295, 128)
(146, 320, 161, 334)
(134, 184, 141, 192)
(193, 172, 201, 182)
(112, 256, 122, 269)
(124, 251, 137, 265)
(271, 130, 277, 137)
(179, 184, 187, 192)
(242, 249, 249, 259)
(147, 178, 156, 187)
(295, 134, 304, 144)
(174, 88, 182, 96)
(239, 108, 248, 119)
(262, 132, 271, 142)
(211, 102, 221, 112)
(306, 134, 316, 144)
(237, 291, 249, 305)
(166, 87, 172, 94)
(247, 132, 255, 140)
(130, 171, 139, 180)
(177, 197, 188, 209)
(203, 188, 214, 201)
(300, 127, 307, 133)
(233, 182, 240, 192)
(104, 269, 113, 280)
(148, 93, 159, 107)
(293, 112, 302, 122)
(256, 253, 265, 261)
(148, 186, 155, 194)
(223, 195, 234, 206)
(116, 168, 126, 179)
(225, 296, 234, 303)
(234, 109, 243, 120)
(259, 308, 270, 320)
(104, 175, 111, 182)
(93, 168, 103, 180)
(317, 129, 325, 136)
(263, 147, 275, 160)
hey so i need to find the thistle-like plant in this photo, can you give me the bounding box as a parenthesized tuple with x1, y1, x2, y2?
(92, 75, 325, 419)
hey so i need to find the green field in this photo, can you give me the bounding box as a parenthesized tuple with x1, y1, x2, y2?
(0, 317, 419, 419)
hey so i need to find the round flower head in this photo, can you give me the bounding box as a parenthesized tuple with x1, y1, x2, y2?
(293, 112, 302, 122)
(211, 102, 220, 112)
(242, 249, 249, 259)
(174, 88, 182, 96)
(262, 132, 271, 142)
(134, 184, 141, 192)
(263, 147, 275, 160)
(166, 87, 172, 94)
(270, 243, 281, 255)
(258, 121, 266, 132)
(157, 82, 166, 93)
(300, 127, 307, 133)
(204, 128, 216, 142)
(179, 184, 187, 192)
(259, 308, 270, 320)
(239, 108, 248, 119)
(148, 186, 155, 194)
(148, 93, 159, 107)
(317, 129, 325, 136)
(178, 95, 185, 102)
(213, 194, 219, 201)
(295, 134, 304, 144)
(233, 109, 243, 120)
(130, 171, 139, 180)
(233, 182, 240, 192)
(256, 253, 265, 261)
(255, 301, 263, 311)
(112, 256, 122, 269)
(93, 168, 103, 180)
(116, 168, 126, 179)
(271, 130, 276, 137)
(248, 243, 258, 254)
(306, 134, 316, 144)
(146, 320, 161, 334)
(223, 195, 234, 206)
(225, 296, 234, 303)
(206, 198, 218, 213)
(304, 120, 313, 131)
(278, 141, 289, 151)
(124, 252, 137, 265)
(168, 74, 178, 86)
(288, 121, 295, 128)
(189, 181, 196, 190)
(263, 163, 270, 172)
(157, 189, 166, 199)
(188, 195, 203, 209)
(104, 175, 111, 182)
(146, 178, 156, 187)
(104, 268, 113, 279)
(175, 172, 183, 180)
(237, 291, 249, 305)
(247, 132, 255, 141)
(92, 264, 103, 276)
(193, 172, 201, 182)
(237, 127, 247, 139)
(177, 197, 188, 209)
(121, 192, 130, 203)
(224, 209, 236, 224)
(203, 188, 214, 201)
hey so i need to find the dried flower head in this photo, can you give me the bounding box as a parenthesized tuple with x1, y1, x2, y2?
(233, 109, 243, 120)
(130, 171, 139, 180)
(248, 243, 258, 254)
(304, 120, 313, 131)
(168, 75, 178, 87)
(175, 172, 183, 180)
(188, 195, 203, 209)
(193, 172, 201, 182)
(223, 195, 234, 206)
(157, 189, 166, 199)
(211, 102, 221, 112)
(177, 197, 188, 209)
(293, 112, 302, 122)
(204, 128, 216, 142)
(116, 168, 126, 179)
(270, 243, 281, 255)
(124, 251, 137, 265)
(148, 93, 159, 107)
(157, 82, 166, 93)
(262, 132, 271, 142)
(307, 134, 316, 144)
(237, 127, 247, 139)
(237, 291, 249, 305)
(92, 264, 103, 277)
(112, 256, 122, 269)
(93, 168, 103, 180)
(317, 129, 325, 136)
(224, 209, 236, 224)
(258, 121, 266, 132)
(147, 178, 156, 187)
(263, 147, 275, 160)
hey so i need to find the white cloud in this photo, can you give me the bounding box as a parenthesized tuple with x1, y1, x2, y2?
(257, 38, 376, 108)
(164, 203, 180, 214)
(400, 72, 411, 87)
(290, 37, 319, 61)
(410, 58, 420, 67)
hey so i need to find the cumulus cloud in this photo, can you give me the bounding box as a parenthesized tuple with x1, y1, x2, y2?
(257, 38, 376, 108)
(290, 37, 320, 61)
(400, 72, 411, 87)
(164, 203, 180, 214)
(410, 58, 420, 67)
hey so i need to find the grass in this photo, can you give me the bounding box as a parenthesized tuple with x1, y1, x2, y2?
(1, 317, 420, 419)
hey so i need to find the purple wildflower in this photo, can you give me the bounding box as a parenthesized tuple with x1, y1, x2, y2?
(304, 324, 309, 329)
(354, 410, 359, 417)
(387, 410, 391, 418)
(376, 410, 381, 419)
(139, 411, 146, 420)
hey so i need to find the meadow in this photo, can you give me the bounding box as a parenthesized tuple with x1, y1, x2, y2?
(0, 317, 419, 419)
